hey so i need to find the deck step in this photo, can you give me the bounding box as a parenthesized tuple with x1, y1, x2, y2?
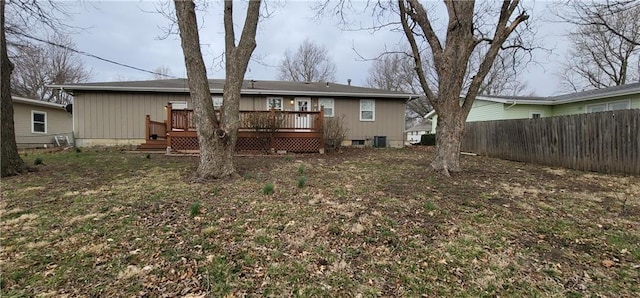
(138, 140, 167, 150)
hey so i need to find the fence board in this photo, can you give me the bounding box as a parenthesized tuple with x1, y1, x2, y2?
(462, 109, 640, 175)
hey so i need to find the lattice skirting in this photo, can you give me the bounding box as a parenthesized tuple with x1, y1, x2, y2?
(171, 136, 199, 151)
(170, 136, 321, 153)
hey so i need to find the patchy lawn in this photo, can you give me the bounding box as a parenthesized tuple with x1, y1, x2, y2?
(1, 147, 639, 297)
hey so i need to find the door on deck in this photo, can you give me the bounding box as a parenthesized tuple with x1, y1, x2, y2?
(294, 97, 311, 130)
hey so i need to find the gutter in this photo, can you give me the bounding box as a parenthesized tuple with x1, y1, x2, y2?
(46, 84, 415, 99)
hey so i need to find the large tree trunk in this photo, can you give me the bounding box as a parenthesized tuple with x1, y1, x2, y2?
(430, 107, 466, 175)
(174, 0, 235, 180)
(1, 0, 27, 177)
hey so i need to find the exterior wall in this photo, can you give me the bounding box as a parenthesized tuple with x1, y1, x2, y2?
(466, 100, 506, 122)
(333, 97, 406, 148)
(74, 91, 406, 148)
(13, 102, 73, 148)
(73, 92, 191, 146)
(504, 105, 553, 119)
(551, 94, 640, 116)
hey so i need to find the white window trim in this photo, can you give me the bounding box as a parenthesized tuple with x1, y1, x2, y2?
(319, 98, 335, 117)
(266, 97, 284, 110)
(359, 99, 375, 122)
(529, 111, 543, 119)
(170, 101, 188, 110)
(31, 110, 47, 134)
(585, 99, 631, 113)
(212, 96, 223, 109)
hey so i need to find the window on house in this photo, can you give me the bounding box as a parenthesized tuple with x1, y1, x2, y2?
(609, 100, 630, 110)
(351, 140, 365, 146)
(212, 96, 223, 109)
(530, 112, 542, 119)
(267, 97, 283, 110)
(586, 100, 630, 113)
(32, 111, 46, 133)
(319, 98, 334, 117)
(360, 99, 375, 121)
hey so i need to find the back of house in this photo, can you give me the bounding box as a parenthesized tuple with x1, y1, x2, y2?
(49, 79, 415, 150)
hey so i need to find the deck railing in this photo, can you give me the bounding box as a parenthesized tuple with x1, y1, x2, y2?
(145, 115, 167, 140)
(167, 104, 323, 132)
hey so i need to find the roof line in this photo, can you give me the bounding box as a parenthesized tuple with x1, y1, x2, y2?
(46, 84, 415, 99)
(12, 96, 67, 109)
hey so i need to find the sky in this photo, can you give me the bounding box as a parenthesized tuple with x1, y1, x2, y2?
(50, 1, 572, 96)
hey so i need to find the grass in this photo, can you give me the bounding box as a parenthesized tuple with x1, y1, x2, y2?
(297, 176, 306, 188)
(1, 147, 639, 296)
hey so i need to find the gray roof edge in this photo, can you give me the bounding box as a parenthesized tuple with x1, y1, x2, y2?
(12, 96, 66, 109)
(46, 84, 415, 99)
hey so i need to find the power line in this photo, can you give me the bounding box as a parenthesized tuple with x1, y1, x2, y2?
(14, 32, 180, 79)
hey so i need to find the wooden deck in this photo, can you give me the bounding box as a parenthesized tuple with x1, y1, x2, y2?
(140, 104, 324, 153)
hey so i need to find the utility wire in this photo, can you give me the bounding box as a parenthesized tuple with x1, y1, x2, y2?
(14, 32, 180, 79)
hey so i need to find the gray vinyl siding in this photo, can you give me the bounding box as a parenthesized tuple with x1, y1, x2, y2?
(74, 91, 406, 147)
(13, 102, 73, 148)
(74, 92, 190, 139)
(334, 97, 405, 144)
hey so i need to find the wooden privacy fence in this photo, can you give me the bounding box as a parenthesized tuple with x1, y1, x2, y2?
(461, 109, 640, 175)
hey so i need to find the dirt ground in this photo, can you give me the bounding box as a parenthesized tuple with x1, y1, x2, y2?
(1, 147, 639, 296)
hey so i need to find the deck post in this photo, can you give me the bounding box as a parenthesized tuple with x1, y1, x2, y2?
(166, 103, 172, 152)
(145, 115, 151, 141)
(318, 107, 325, 153)
(269, 109, 275, 151)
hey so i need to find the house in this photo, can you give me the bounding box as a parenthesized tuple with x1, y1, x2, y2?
(48, 79, 415, 152)
(426, 82, 640, 133)
(405, 123, 432, 144)
(11, 96, 73, 149)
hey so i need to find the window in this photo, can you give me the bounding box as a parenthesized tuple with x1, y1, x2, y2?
(266, 97, 283, 110)
(212, 96, 223, 109)
(360, 99, 375, 121)
(351, 140, 365, 146)
(170, 101, 188, 110)
(529, 111, 543, 119)
(32, 111, 46, 133)
(319, 98, 334, 117)
(586, 100, 630, 113)
(609, 100, 630, 111)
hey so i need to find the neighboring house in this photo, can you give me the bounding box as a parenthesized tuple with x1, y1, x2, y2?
(11, 96, 73, 149)
(49, 79, 415, 151)
(426, 82, 640, 133)
(405, 123, 432, 144)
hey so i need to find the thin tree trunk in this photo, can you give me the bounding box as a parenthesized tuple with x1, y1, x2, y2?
(174, 0, 235, 180)
(1, 0, 27, 177)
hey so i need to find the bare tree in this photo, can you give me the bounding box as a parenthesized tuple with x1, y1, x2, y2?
(1, 0, 26, 177)
(151, 65, 172, 80)
(10, 34, 91, 104)
(557, 3, 640, 91)
(174, 0, 261, 180)
(398, 0, 530, 175)
(557, 0, 640, 47)
(277, 39, 336, 82)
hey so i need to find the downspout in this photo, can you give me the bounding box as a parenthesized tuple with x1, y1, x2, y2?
(505, 101, 517, 110)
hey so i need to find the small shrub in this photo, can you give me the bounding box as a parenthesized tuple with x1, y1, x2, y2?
(297, 165, 305, 174)
(262, 182, 274, 195)
(33, 157, 44, 166)
(190, 202, 202, 218)
(297, 176, 307, 188)
(323, 115, 348, 151)
(420, 134, 436, 146)
(211, 186, 219, 196)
